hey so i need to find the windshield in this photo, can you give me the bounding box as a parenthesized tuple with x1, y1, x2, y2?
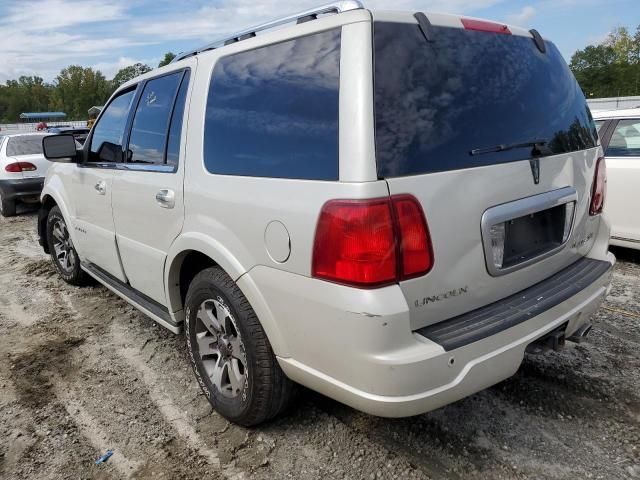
(374, 22, 598, 178)
(6, 135, 45, 156)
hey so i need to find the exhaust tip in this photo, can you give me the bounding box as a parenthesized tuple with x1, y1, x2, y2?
(567, 323, 593, 344)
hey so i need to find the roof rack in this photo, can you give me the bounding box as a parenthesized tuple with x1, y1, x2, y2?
(172, 1, 364, 63)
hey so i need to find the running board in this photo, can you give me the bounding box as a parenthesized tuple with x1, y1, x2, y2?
(81, 262, 181, 334)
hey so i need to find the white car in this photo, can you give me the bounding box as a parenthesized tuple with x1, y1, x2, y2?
(593, 108, 640, 250)
(0, 132, 53, 217)
(38, 2, 614, 426)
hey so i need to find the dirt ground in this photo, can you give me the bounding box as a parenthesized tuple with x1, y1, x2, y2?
(0, 209, 638, 480)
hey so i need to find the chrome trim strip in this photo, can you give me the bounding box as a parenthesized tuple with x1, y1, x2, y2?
(78, 163, 177, 174)
(481, 186, 578, 277)
(612, 236, 640, 244)
(173, 1, 365, 62)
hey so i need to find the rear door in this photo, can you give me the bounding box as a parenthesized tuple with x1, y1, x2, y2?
(602, 118, 640, 244)
(111, 66, 193, 304)
(73, 88, 138, 282)
(372, 15, 602, 329)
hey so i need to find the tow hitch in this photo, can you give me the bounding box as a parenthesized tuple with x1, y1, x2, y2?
(526, 324, 567, 354)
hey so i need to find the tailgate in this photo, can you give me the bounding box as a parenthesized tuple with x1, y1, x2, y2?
(386, 152, 601, 330)
(373, 15, 602, 330)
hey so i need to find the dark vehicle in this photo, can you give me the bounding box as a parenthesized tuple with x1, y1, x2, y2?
(47, 127, 90, 145)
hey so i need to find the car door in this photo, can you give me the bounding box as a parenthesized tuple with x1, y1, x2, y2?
(111, 67, 193, 304)
(602, 118, 640, 245)
(73, 88, 138, 282)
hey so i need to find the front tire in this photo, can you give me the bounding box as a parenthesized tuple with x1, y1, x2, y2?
(46, 206, 87, 285)
(0, 190, 16, 217)
(185, 266, 294, 426)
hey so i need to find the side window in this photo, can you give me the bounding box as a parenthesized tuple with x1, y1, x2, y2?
(127, 71, 184, 166)
(607, 119, 640, 157)
(594, 120, 605, 133)
(204, 28, 341, 180)
(89, 89, 136, 163)
(166, 71, 190, 167)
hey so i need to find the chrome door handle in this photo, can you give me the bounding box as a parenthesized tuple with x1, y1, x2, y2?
(94, 181, 106, 195)
(155, 189, 175, 209)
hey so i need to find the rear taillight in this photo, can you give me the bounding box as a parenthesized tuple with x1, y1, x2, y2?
(589, 157, 606, 216)
(461, 18, 512, 35)
(312, 195, 433, 288)
(392, 195, 433, 280)
(5, 162, 36, 173)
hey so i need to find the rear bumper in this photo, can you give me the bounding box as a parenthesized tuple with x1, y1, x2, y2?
(244, 253, 614, 418)
(0, 177, 44, 201)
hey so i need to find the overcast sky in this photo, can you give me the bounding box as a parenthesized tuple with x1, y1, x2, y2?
(1, 0, 639, 82)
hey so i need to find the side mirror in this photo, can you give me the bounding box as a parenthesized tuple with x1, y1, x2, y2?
(42, 134, 78, 162)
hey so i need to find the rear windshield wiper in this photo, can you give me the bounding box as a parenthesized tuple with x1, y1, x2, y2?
(470, 140, 548, 156)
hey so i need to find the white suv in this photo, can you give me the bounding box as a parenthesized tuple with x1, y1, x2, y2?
(39, 2, 614, 426)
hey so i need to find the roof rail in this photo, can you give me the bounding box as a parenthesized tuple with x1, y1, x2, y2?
(172, 1, 365, 63)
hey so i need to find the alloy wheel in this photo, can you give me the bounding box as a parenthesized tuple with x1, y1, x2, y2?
(51, 219, 75, 274)
(195, 298, 248, 398)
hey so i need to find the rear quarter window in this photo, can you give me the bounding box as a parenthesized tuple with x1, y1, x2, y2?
(203, 29, 341, 180)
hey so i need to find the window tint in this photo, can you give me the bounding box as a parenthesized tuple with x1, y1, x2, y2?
(89, 89, 136, 163)
(374, 22, 598, 177)
(204, 29, 341, 180)
(607, 119, 640, 156)
(6, 135, 44, 156)
(166, 71, 190, 166)
(128, 72, 183, 165)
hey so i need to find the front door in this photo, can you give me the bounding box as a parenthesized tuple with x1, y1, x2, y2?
(112, 67, 193, 304)
(73, 87, 138, 282)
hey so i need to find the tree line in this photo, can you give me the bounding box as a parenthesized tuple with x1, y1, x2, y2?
(570, 25, 640, 98)
(0, 52, 176, 123)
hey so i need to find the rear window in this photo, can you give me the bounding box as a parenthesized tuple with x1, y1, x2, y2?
(203, 29, 341, 180)
(6, 136, 45, 156)
(374, 22, 598, 178)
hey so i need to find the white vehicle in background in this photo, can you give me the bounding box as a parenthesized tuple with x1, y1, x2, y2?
(0, 133, 52, 217)
(593, 108, 640, 250)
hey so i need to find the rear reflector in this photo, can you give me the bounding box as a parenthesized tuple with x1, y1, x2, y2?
(5, 162, 37, 173)
(312, 195, 433, 288)
(589, 157, 606, 216)
(461, 18, 511, 35)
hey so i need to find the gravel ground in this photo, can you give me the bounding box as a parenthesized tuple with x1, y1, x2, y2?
(0, 209, 638, 480)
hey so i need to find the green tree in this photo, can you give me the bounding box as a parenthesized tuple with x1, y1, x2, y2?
(50, 66, 110, 120)
(158, 52, 176, 68)
(0, 76, 54, 122)
(111, 63, 152, 90)
(570, 24, 640, 98)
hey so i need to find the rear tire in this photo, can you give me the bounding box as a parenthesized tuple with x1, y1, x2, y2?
(185, 266, 294, 426)
(46, 206, 88, 286)
(0, 190, 16, 217)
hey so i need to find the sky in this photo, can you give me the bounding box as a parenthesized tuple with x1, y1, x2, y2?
(1, 0, 639, 83)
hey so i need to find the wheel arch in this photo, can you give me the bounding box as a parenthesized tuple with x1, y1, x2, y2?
(38, 187, 77, 254)
(165, 233, 289, 356)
